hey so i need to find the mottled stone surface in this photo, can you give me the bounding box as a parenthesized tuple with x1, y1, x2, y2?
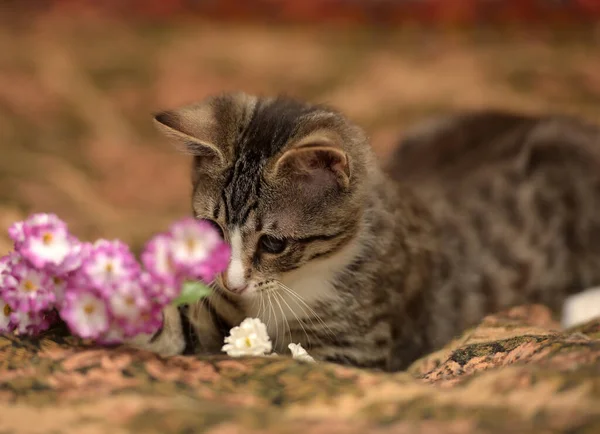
(1, 305, 599, 433)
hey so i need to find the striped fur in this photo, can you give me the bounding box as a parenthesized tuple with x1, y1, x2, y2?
(132, 94, 600, 371)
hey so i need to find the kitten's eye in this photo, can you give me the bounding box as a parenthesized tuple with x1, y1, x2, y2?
(201, 218, 225, 239)
(259, 235, 287, 254)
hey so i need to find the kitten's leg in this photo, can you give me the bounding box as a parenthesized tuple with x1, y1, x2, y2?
(127, 305, 186, 357)
(561, 286, 600, 328)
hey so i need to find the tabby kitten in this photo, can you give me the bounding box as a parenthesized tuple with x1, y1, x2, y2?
(131, 92, 600, 371)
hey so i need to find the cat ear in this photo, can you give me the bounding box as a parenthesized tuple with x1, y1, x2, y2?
(153, 102, 226, 170)
(272, 131, 351, 191)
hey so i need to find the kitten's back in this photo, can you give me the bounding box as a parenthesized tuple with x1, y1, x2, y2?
(386, 111, 600, 341)
(389, 110, 600, 184)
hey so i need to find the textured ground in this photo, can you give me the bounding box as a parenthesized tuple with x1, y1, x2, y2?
(1, 305, 599, 433)
(1, 12, 600, 253)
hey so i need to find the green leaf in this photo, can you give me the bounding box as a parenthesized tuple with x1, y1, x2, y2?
(172, 281, 212, 306)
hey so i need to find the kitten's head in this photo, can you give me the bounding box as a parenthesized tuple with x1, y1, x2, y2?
(154, 93, 374, 302)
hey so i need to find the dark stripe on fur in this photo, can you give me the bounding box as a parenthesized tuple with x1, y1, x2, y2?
(306, 245, 342, 262)
(203, 293, 235, 337)
(178, 305, 198, 355)
(221, 170, 234, 224)
(239, 200, 259, 226)
(294, 230, 346, 244)
(212, 202, 221, 220)
(149, 323, 163, 343)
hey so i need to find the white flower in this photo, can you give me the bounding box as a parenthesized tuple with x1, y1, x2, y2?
(222, 317, 272, 357)
(288, 343, 315, 363)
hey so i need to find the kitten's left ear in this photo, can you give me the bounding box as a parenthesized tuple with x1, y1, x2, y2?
(272, 131, 351, 191)
(153, 100, 227, 172)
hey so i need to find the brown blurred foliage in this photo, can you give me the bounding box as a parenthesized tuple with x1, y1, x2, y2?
(0, 6, 599, 255)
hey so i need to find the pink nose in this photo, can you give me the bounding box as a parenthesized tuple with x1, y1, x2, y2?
(222, 280, 248, 294)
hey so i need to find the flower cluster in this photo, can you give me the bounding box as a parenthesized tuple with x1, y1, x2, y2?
(1, 213, 312, 365)
(0, 213, 230, 343)
(222, 317, 315, 363)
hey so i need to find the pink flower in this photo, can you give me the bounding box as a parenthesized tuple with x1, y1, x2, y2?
(141, 218, 230, 286)
(7, 221, 26, 248)
(49, 274, 69, 307)
(105, 274, 163, 338)
(108, 279, 148, 322)
(3, 261, 55, 313)
(140, 271, 179, 306)
(9, 213, 85, 277)
(21, 226, 70, 269)
(10, 310, 55, 336)
(191, 242, 231, 283)
(60, 290, 109, 339)
(120, 305, 163, 337)
(0, 251, 21, 267)
(95, 323, 125, 345)
(141, 233, 178, 283)
(50, 238, 89, 276)
(0, 255, 10, 278)
(169, 218, 223, 271)
(0, 297, 14, 333)
(0, 251, 21, 288)
(78, 240, 140, 289)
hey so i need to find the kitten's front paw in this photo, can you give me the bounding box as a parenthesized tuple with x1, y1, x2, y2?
(127, 305, 186, 357)
(561, 287, 600, 328)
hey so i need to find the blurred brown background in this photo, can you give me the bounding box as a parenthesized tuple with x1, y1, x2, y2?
(1, 1, 599, 254)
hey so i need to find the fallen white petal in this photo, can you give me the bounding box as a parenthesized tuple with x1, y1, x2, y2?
(288, 343, 315, 363)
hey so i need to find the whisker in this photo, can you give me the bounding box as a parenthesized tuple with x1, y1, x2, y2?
(257, 289, 265, 322)
(249, 286, 259, 316)
(274, 280, 337, 340)
(268, 290, 281, 348)
(273, 284, 322, 335)
(276, 288, 312, 347)
(276, 287, 325, 344)
(264, 289, 277, 347)
(273, 291, 292, 347)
